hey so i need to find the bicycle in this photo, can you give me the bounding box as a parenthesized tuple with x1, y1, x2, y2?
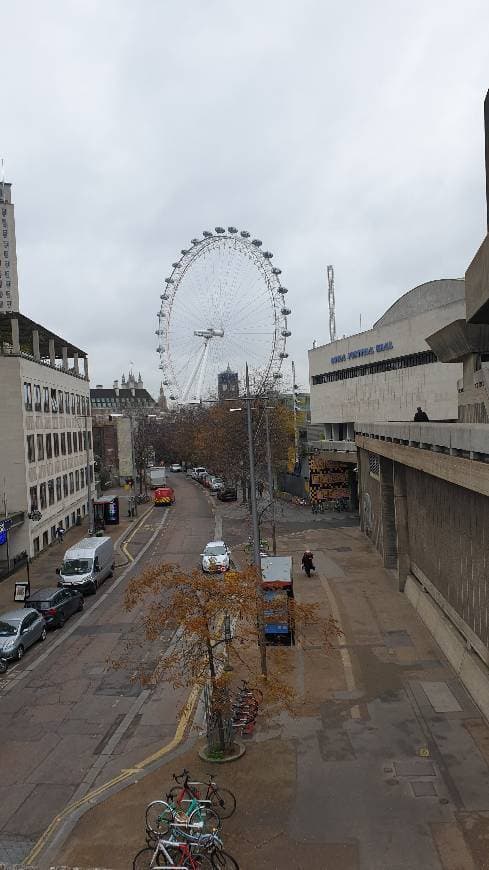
(134, 833, 212, 869)
(232, 680, 263, 705)
(146, 794, 220, 841)
(169, 770, 236, 820)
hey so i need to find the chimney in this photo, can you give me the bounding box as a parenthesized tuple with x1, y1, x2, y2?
(113, 379, 119, 397)
(95, 384, 103, 388)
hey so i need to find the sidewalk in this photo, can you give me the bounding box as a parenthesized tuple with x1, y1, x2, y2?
(55, 520, 489, 869)
(0, 488, 142, 617)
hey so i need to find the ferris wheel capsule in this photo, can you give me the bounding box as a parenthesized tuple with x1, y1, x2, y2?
(165, 277, 174, 283)
(272, 267, 282, 275)
(240, 230, 250, 238)
(262, 251, 273, 259)
(252, 239, 262, 247)
(281, 307, 291, 315)
(172, 262, 180, 268)
(282, 329, 291, 337)
(191, 238, 200, 245)
(273, 372, 283, 379)
(181, 249, 189, 255)
(228, 226, 237, 234)
(203, 231, 213, 237)
(279, 351, 289, 359)
(278, 286, 288, 294)
(215, 226, 225, 234)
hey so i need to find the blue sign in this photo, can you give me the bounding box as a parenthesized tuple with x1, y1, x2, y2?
(0, 519, 11, 546)
(331, 340, 393, 365)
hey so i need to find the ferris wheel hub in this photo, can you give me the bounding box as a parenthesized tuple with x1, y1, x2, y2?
(194, 327, 225, 339)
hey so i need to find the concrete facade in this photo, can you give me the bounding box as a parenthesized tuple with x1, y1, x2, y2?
(309, 279, 465, 427)
(0, 317, 93, 564)
(0, 182, 20, 313)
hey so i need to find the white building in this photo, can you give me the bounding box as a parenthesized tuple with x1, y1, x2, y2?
(0, 181, 20, 313)
(308, 279, 466, 439)
(0, 312, 93, 568)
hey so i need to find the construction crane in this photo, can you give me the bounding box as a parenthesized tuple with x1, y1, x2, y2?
(327, 264, 336, 343)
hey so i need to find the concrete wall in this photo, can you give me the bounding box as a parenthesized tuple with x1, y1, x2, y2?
(309, 298, 464, 425)
(358, 443, 489, 661)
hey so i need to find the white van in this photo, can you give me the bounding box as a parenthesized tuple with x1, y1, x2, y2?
(57, 536, 115, 595)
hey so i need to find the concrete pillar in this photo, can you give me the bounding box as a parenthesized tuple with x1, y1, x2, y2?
(84, 356, 89, 379)
(393, 463, 410, 592)
(49, 339, 55, 367)
(380, 456, 397, 569)
(32, 329, 40, 361)
(62, 346, 68, 372)
(11, 318, 20, 353)
(73, 352, 79, 375)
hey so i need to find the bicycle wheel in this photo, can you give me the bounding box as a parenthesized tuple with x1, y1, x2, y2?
(146, 800, 174, 837)
(211, 848, 239, 869)
(188, 805, 221, 835)
(193, 854, 214, 869)
(208, 786, 236, 819)
(133, 848, 155, 870)
(167, 785, 192, 808)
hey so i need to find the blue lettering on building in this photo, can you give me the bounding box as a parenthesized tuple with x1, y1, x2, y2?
(330, 340, 393, 365)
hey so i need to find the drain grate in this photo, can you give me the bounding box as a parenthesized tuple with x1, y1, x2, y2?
(394, 759, 436, 777)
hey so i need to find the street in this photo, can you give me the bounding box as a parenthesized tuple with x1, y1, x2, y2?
(2, 475, 489, 869)
(0, 474, 215, 865)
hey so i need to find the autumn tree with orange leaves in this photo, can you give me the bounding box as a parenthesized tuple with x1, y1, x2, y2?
(116, 561, 341, 758)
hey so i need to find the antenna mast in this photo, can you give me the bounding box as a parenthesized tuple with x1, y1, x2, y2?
(327, 264, 336, 342)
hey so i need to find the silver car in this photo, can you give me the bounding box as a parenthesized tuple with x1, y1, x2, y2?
(0, 608, 47, 661)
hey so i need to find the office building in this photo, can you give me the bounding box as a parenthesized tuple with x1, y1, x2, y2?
(0, 181, 20, 313)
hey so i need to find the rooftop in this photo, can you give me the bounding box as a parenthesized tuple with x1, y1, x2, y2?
(0, 311, 87, 358)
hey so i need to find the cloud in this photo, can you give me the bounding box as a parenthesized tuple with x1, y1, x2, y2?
(3, 0, 488, 397)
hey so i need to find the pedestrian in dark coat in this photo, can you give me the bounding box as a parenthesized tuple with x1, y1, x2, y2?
(414, 407, 429, 422)
(302, 550, 315, 577)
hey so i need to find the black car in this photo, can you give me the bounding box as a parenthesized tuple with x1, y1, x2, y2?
(26, 586, 84, 629)
(217, 486, 238, 502)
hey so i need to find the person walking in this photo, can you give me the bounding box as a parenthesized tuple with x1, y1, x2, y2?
(56, 524, 65, 544)
(301, 549, 315, 578)
(414, 406, 429, 422)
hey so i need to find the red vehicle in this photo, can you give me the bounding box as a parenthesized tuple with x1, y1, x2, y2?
(154, 486, 175, 506)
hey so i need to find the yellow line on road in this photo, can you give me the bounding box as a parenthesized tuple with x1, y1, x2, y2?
(25, 683, 201, 865)
(121, 504, 154, 562)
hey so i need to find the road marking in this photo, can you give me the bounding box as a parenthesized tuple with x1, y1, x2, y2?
(25, 682, 201, 865)
(0, 508, 169, 697)
(319, 563, 360, 719)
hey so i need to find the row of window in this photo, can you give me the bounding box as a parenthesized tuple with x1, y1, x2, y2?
(32, 506, 87, 555)
(26, 430, 92, 463)
(29, 465, 93, 511)
(311, 350, 437, 386)
(24, 383, 90, 416)
(91, 397, 151, 406)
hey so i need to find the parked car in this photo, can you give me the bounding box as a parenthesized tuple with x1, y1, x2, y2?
(201, 540, 231, 573)
(169, 463, 182, 472)
(154, 486, 175, 505)
(0, 608, 47, 661)
(217, 486, 238, 502)
(195, 468, 207, 482)
(209, 477, 224, 493)
(26, 586, 83, 629)
(58, 536, 115, 594)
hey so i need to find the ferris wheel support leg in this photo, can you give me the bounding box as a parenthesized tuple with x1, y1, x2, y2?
(195, 340, 211, 404)
(181, 341, 207, 404)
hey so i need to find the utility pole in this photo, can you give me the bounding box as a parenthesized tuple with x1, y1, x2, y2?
(291, 360, 299, 469)
(264, 405, 276, 556)
(244, 363, 268, 678)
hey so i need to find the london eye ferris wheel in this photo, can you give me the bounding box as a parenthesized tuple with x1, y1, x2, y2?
(156, 227, 291, 404)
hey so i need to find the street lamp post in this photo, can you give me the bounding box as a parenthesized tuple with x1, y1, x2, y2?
(245, 364, 267, 678)
(264, 405, 277, 556)
(84, 412, 94, 533)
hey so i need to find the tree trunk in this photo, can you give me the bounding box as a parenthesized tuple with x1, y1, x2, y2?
(205, 636, 228, 754)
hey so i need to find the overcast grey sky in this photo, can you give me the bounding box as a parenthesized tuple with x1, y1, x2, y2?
(2, 0, 489, 397)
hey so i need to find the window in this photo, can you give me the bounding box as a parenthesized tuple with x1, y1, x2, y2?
(67, 432, 72, 454)
(71, 393, 75, 414)
(78, 431, 83, 451)
(69, 472, 74, 494)
(33, 537, 40, 556)
(311, 350, 438, 386)
(53, 433, 59, 457)
(72, 432, 77, 453)
(76, 395, 81, 415)
(71, 511, 76, 526)
(60, 432, 66, 455)
(65, 391, 70, 414)
(58, 391, 64, 413)
(83, 431, 87, 451)
(75, 470, 80, 491)
(56, 476, 62, 500)
(34, 385, 42, 412)
(24, 382, 32, 411)
(39, 482, 47, 509)
(88, 431, 92, 449)
(82, 504, 86, 516)
(27, 434, 35, 463)
(36, 433, 44, 461)
(81, 396, 86, 415)
(43, 387, 50, 412)
(62, 474, 68, 497)
(89, 464, 94, 483)
(51, 388, 58, 413)
(42, 531, 49, 549)
(46, 433, 52, 459)
(51, 525, 56, 543)
(65, 515, 70, 530)
(80, 467, 85, 488)
(30, 485, 38, 511)
(48, 479, 55, 506)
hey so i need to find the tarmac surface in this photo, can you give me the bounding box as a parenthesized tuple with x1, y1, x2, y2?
(3, 476, 489, 868)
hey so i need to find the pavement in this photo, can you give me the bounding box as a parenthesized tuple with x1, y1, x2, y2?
(3, 477, 489, 868)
